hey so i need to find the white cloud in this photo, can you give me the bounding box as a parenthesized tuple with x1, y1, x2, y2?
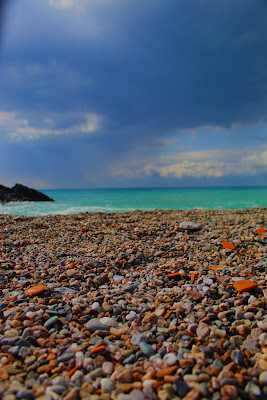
(0, 111, 103, 141)
(49, 0, 81, 9)
(112, 146, 267, 180)
(49, 0, 112, 10)
(144, 160, 229, 178)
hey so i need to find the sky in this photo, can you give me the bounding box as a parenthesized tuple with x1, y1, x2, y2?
(0, 0, 267, 189)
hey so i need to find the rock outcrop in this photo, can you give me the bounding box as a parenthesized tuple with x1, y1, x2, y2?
(0, 183, 54, 203)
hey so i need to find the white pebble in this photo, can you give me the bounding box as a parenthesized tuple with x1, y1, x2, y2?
(100, 317, 118, 327)
(75, 351, 84, 368)
(25, 311, 35, 319)
(102, 361, 114, 375)
(113, 275, 124, 282)
(126, 311, 136, 321)
(163, 352, 177, 366)
(91, 302, 100, 310)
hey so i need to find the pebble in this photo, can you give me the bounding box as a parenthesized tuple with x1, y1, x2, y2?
(44, 316, 59, 329)
(245, 382, 261, 396)
(100, 378, 115, 392)
(259, 371, 267, 385)
(179, 221, 202, 230)
(85, 318, 111, 332)
(57, 353, 75, 363)
(16, 389, 36, 400)
(173, 379, 190, 397)
(102, 361, 114, 375)
(139, 341, 155, 357)
(163, 353, 177, 366)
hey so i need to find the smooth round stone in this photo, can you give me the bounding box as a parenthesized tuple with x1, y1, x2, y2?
(123, 354, 136, 365)
(126, 311, 137, 321)
(131, 333, 143, 345)
(88, 367, 103, 379)
(24, 284, 45, 296)
(113, 275, 124, 282)
(51, 377, 67, 386)
(129, 389, 145, 400)
(47, 385, 66, 395)
(91, 302, 100, 310)
(179, 221, 202, 231)
(259, 371, 267, 385)
(99, 317, 118, 327)
(1, 336, 20, 346)
(245, 382, 261, 396)
(86, 318, 111, 332)
(44, 316, 59, 329)
(57, 353, 75, 363)
(163, 353, 177, 366)
(173, 379, 190, 397)
(139, 341, 155, 357)
(101, 378, 115, 393)
(102, 361, 114, 375)
(17, 388, 36, 400)
(203, 278, 213, 286)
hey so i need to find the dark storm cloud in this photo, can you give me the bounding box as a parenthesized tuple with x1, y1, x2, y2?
(0, 0, 267, 187)
(1, 0, 267, 129)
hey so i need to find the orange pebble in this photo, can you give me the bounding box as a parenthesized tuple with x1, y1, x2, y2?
(68, 262, 76, 269)
(67, 366, 79, 377)
(190, 272, 197, 282)
(222, 241, 235, 250)
(24, 284, 45, 296)
(247, 273, 254, 277)
(164, 375, 176, 383)
(209, 265, 222, 271)
(80, 227, 89, 233)
(256, 228, 266, 236)
(173, 226, 179, 231)
(233, 280, 258, 293)
(89, 345, 106, 354)
(166, 272, 180, 278)
(156, 366, 178, 379)
(47, 353, 56, 361)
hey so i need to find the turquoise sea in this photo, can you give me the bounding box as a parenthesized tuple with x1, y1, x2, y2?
(0, 187, 266, 216)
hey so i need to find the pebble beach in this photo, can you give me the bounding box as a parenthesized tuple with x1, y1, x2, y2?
(0, 208, 266, 400)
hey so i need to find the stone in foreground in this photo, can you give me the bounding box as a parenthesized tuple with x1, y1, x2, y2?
(179, 221, 202, 231)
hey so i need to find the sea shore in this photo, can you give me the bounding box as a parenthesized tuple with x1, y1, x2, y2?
(0, 208, 266, 399)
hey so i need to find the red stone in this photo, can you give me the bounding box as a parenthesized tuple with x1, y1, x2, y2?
(24, 284, 45, 296)
(233, 280, 258, 293)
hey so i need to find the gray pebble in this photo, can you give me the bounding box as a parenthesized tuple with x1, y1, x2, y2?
(88, 367, 103, 379)
(16, 389, 36, 400)
(179, 221, 202, 230)
(44, 316, 59, 329)
(57, 353, 75, 363)
(101, 378, 115, 393)
(173, 379, 190, 397)
(231, 349, 243, 364)
(139, 341, 154, 357)
(85, 318, 110, 332)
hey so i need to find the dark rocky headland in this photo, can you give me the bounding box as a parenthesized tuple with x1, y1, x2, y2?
(0, 183, 54, 203)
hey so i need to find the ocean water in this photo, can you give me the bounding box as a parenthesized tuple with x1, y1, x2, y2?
(0, 187, 266, 216)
